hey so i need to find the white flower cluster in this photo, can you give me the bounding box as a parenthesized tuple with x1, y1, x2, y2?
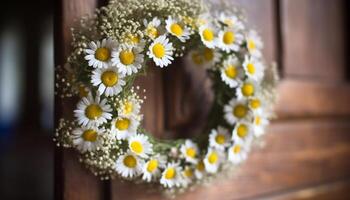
(55, 0, 277, 192)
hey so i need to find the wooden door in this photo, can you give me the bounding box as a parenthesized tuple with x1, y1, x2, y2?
(54, 0, 350, 199)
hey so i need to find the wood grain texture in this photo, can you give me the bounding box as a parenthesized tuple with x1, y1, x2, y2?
(134, 65, 165, 138)
(281, 0, 346, 81)
(54, 0, 104, 200)
(276, 79, 350, 119)
(111, 119, 350, 200)
(179, 119, 350, 200)
(266, 180, 350, 200)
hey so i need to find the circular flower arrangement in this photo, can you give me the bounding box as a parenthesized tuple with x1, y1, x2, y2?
(55, 0, 278, 193)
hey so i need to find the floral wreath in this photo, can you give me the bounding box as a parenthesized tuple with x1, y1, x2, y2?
(55, 0, 278, 194)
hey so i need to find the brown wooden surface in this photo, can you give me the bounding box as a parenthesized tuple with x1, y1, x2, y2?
(54, 0, 106, 200)
(276, 79, 350, 119)
(179, 119, 350, 200)
(267, 180, 350, 200)
(55, 0, 350, 200)
(281, 0, 346, 81)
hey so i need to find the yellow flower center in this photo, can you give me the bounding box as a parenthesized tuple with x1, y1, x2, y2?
(202, 28, 214, 41)
(82, 129, 98, 142)
(192, 52, 204, 65)
(85, 104, 102, 119)
(241, 83, 255, 97)
(130, 141, 143, 154)
(237, 124, 248, 138)
(115, 118, 130, 130)
(184, 168, 193, 178)
(95, 47, 111, 61)
(248, 39, 256, 51)
(152, 43, 165, 58)
(247, 63, 256, 74)
(165, 167, 176, 180)
(170, 23, 183, 36)
(249, 99, 261, 109)
(146, 26, 158, 38)
(225, 65, 237, 79)
(233, 145, 241, 154)
(196, 161, 205, 171)
(186, 147, 196, 158)
(215, 134, 226, 145)
(255, 116, 262, 125)
(223, 31, 235, 44)
(147, 159, 158, 173)
(124, 101, 133, 114)
(131, 36, 140, 44)
(128, 34, 140, 44)
(233, 105, 248, 118)
(101, 70, 118, 87)
(208, 152, 218, 164)
(123, 155, 137, 168)
(203, 48, 214, 61)
(119, 50, 135, 65)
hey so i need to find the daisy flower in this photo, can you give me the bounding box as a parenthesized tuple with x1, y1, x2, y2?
(165, 16, 191, 42)
(147, 35, 174, 68)
(160, 162, 183, 188)
(248, 96, 263, 112)
(219, 13, 245, 30)
(84, 38, 116, 68)
(243, 55, 264, 81)
(246, 30, 263, 58)
(71, 127, 103, 153)
(224, 98, 252, 125)
(228, 138, 248, 164)
(236, 79, 259, 99)
(253, 110, 269, 137)
(181, 166, 195, 187)
(209, 126, 231, 150)
(125, 34, 146, 48)
(217, 27, 244, 53)
(111, 116, 139, 140)
(232, 122, 254, 143)
(143, 17, 163, 40)
(202, 47, 221, 66)
(220, 55, 244, 88)
(115, 151, 144, 178)
(111, 44, 144, 75)
(180, 139, 199, 164)
(142, 155, 167, 182)
(128, 134, 153, 158)
(198, 24, 217, 48)
(91, 66, 125, 97)
(190, 48, 221, 68)
(118, 97, 141, 117)
(74, 93, 112, 127)
(194, 160, 206, 179)
(204, 148, 223, 173)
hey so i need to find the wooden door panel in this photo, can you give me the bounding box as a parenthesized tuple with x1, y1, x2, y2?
(54, 0, 106, 199)
(55, 0, 350, 199)
(276, 79, 350, 119)
(281, 0, 346, 81)
(178, 119, 350, 200)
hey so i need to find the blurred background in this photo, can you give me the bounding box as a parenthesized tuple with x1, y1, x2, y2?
(0, 0, 53, 199)
(1, 0, 350, 200)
